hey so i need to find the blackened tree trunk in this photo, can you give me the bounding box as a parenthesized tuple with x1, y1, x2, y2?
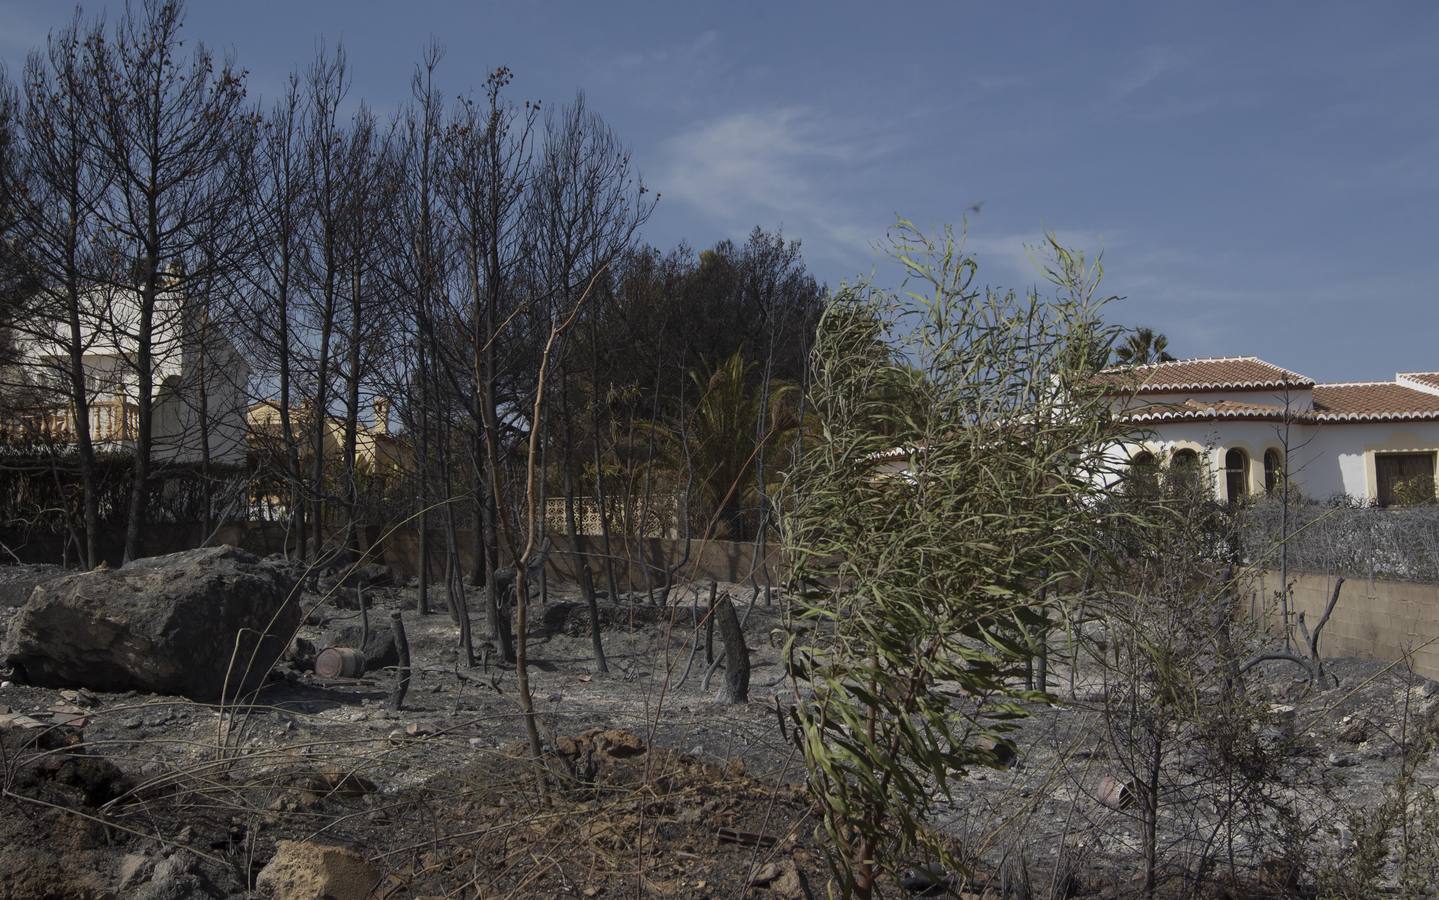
(704, 580, 717, 665)
(415, 365, 431, 614)
(81, 2, 251, 563)
(437, 408, 476, 668)
(713, 594, 749, 704)
(2, 22, 103, 566)
(387, 610, 411, 711)
(300, 47, 350, 563)
(243, 75, 308, 560)
(560, 363, 606, 673)
(589, 324, 622, 604)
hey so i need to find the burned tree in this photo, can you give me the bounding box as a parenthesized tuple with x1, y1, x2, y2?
(438, 67, 537, 654)
(237, 75, 310, 557)
(528, 94, 654, 672)
(82, 0, 252, 562)
(712, 593, 749, 704)
(0, 20, 107, 566)
(296, 45, 350, 563)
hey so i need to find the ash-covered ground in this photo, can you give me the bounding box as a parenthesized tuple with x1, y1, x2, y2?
(3, 569, 1437, 898)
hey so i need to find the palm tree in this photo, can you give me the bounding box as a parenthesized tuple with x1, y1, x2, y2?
(643, 352, 802, 540)
(1113, 327, 1176, 366)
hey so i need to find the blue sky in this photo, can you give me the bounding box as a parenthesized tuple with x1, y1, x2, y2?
(3, 1, 1436, 380)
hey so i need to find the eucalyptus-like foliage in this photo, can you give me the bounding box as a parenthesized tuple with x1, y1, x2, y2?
(781, 221, 1134, 896)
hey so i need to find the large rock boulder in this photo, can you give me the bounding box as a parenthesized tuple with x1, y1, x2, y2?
(2, 545, 301, 701)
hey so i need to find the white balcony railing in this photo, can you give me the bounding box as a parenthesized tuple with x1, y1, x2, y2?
(0, 397, 139, 445)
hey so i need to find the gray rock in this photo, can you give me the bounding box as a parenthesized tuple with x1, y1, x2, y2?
(256, 840, 382, 900)
(286, 636, 320, 670)
(318, 561, 396, 593)
(332, 623, 400, 671)
(129, 852, 217, 900)
(2, 545, 300, 701)
(1337, 717, 1373, 744)
(116, 853, 152, 891)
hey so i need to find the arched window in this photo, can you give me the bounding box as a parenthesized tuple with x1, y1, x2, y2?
(1264, 449, 1282, 495)
(1166, 448, 1203, 496)
(1127, 450, 1160, 497)
(1224, 448, 1248, 502)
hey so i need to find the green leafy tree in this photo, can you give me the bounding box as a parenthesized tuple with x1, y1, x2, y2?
(645, 350, 802, 540)
(782, 222, 1135, 896)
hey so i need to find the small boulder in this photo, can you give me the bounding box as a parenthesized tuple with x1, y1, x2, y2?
(900, 863, 955, 897)
(257, 840, 381, 900)
(750, 858, 806, 898)
(2, 545, 300, 701)
(332, 624, 400, 672)
(977, 734, 1017, 770)
(317, 562, 396, 602)
(555, 728, 647, 762)
(1337, 717, 1374, 745)
(286, 636, 320, 671)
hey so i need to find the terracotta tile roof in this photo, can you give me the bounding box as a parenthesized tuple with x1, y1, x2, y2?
(1099, 356, 1314, 393)
(1123, 384, 1439, 423)
(1311, 383, 1439, 421)
(866, 444, 923, 463)
(1398, 372, 1439, 394)
(1124, 398, 1289, 423)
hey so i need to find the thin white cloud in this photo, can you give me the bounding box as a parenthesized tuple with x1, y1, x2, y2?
(657, 105, 899, 268)
(1107, 45, 1187, 103)
(962, 227, 1117, 285)
(612, 29, 718, 70)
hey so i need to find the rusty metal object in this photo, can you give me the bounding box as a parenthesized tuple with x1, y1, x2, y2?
(1097, 774, 1135, 810)
(314, 647, 366, 679)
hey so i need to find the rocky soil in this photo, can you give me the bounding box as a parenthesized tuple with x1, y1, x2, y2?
(3, 565, 1438, 897)
(0, 574, 834, 899)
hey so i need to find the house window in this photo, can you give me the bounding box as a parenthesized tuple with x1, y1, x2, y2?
(1376, 452, 1436, 507)
(1224, 448, 1248, 502)
(1263, 449, 1282, 495)
(1166, 448, 1203, 496)
(1127, 450, 1160, 497)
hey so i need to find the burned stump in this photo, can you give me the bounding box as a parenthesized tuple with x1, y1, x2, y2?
(713, 595, 750, 704)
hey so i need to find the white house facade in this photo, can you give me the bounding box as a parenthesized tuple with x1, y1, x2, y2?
(3, 284, 251, 465)
(1110, 357, 1439, 506)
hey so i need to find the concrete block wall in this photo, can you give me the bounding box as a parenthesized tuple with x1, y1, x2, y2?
(1252, 569, 1439, 680)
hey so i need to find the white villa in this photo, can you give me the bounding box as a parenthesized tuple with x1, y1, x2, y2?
(1, 284, 251, 465)
(1112, 357, 1439, 506)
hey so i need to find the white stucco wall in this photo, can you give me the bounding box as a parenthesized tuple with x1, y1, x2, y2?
(14, 286, 251, 465)
(1300, 421, 1439, 502)
(152, 339, 252, 466)
(21, 287, 191, 387)
(1119, 418, 1439, 503)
